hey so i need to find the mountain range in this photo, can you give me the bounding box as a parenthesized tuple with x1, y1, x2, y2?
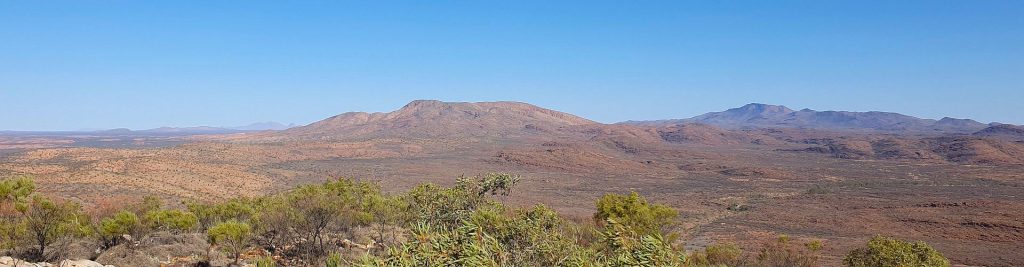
(622, 103, 993, 134)
(251, 100, 1023, 165)
(4, 100, 1023, 266)
(277, 101, 1016, 142)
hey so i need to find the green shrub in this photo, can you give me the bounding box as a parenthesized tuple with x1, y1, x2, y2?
(139, 195, 162, 214)
(806, 185, 831, 195)
(99, 211, 139, 246)
(688, 243, 743, 266)
(594, 192, 678, 240)
(405, 183, 482, 228)
(186, 198, 259, 230)
(253, 256, 276, 267)
(285, 178, 376, 257)
(326, 252, 342, 267)
(21, 195, 90, 261)
(208, 220, 253, 264)
(601, 218, 685, 267)
(843, 235, 949, 267)
(0, 176, 35, 251)
(144, 209, 198, 233)
(0, 176, 35, 205)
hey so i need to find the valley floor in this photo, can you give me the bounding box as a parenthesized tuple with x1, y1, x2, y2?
(1, 136, 1021, 266)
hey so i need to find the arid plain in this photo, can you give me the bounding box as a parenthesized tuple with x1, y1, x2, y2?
(2, 100, 1022, 266)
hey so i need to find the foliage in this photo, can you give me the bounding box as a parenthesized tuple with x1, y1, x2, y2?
(0, 175, 955, 266)
(594, 192, 679, 241)
(843, 235, 950, 267)
(21, 195, 91, 261)
(457, 173, 521, 198)
(139, 195, 162, 214)
(186, 198, 259, 230)
(688, 243, 743, 267)
(474, 205, 582, 266)
(0, 176, 35, 251)
(144, 209, 198, 233)
(0, 176, 35, 208)
(98, 211, 139, 247)
(285, 178, 375, 257)
(326, 252, 342, 267)
(207, 220, 253, 264)
(365, 193, 411, 248)
(600, 218, 685, 267)
(355, 221, 503, 266)
(753, 235, 822, 267)
(253, 255, 276, 267)
(406, 183, 474, 228)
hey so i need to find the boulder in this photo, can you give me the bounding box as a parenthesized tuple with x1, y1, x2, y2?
(55, 260, 113, 267)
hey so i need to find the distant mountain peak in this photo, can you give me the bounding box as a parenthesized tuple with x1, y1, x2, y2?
(399, 99, 445, 111)
(229, 122, 294, 131)
(282, 100, 595, 139)
(974, 124, 1024, 140)
(624, 103, 991, 134)
(736, 103, 794, 114)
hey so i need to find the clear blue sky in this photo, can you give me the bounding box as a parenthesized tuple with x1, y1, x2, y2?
(1, 1, 1021, 131)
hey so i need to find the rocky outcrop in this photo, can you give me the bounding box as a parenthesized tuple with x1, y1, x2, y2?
(0, 257, 113, 267)
(95, 232, 224, 267)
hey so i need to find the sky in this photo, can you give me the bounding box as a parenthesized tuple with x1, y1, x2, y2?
(1, 1, 1022, 131)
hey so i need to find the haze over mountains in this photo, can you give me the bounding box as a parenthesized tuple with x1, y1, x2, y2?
(623, 103, 994, 134)
(0, 122, 296, 136)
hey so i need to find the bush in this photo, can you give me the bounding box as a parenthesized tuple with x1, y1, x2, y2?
(98, 211, 139, 247)
(253, 256, 276, 267)
(325, 252, 342, 267)
(4, 175, 903, 267)
(21, 195, 91, 261)
(600, 218, 685, 267)
(186, 198, 259, 230)
(208, 220, 253, 264)
(594, 192, 678, 240)
(754, 235, 821, 267)
(805, 185, 831, 195)
(144, 209, 198, 233)
(285, 178, 375, 257)
(843, 235, 949, 267)
(0, 176, 35, 251)
(688, 243, 743, 266)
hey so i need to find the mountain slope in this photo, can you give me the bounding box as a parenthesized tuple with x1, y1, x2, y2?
(973, 124, 1024, 141)
(281, 100, 597, 139)
(624, 103, 990, 133)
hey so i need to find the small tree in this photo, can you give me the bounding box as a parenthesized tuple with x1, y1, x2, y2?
(144, 209, 198, 233)
(98, 211, 140, 248)
(253, 198, 296, 255)
(594, 192, 678, 241)
(844, 235, 949, 267)
(138, 195, 162, 214)
(208, 220, 253, 264)
(365, 193, 409, 248)
(0, 176, 34, 254)
(289, 187, 341, 257)
(21, 195, 89, 261)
